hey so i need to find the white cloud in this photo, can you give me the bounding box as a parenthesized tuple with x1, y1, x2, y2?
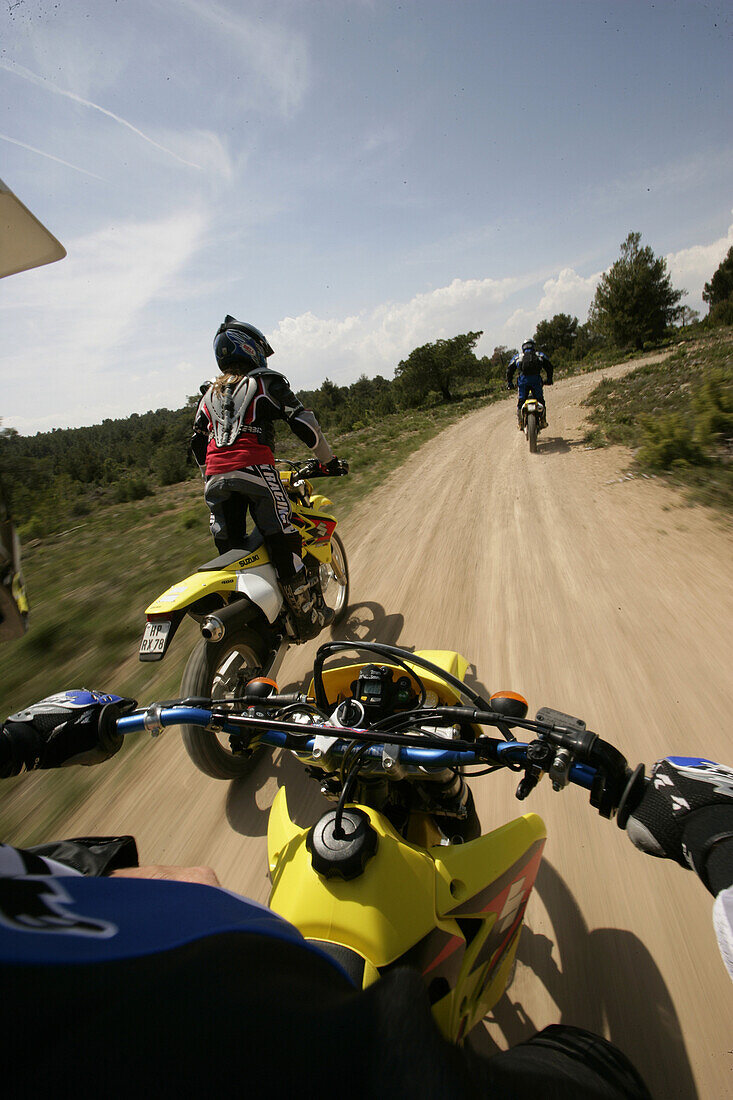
(2, 209, 208, 430)
(503, 267, 602, 345)
(169, 0, 311, 117)
(271, 274, 520, 386)
(666, 217, 733, 308)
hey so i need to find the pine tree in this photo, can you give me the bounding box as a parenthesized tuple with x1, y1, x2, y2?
(588, 232, 684, 350)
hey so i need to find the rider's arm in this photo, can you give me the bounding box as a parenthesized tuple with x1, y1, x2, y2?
(267, 375, 334, 465)
(190, 391, 210, 471)
(506, 356, 517, 387)
(626, 757, 733, 978)
(539, 352, 553, 384)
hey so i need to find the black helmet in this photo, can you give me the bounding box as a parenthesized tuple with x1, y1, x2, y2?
(213, 316, 274, 372)
(0, 477, 28, 641)
(521, 339, 536, 352)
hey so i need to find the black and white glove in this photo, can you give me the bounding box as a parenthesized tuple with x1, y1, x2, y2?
(506, 381, 515, 391)
(301, 457, 349, 478)
(0, 690, 136, 778)
(626, 757, 733, 894)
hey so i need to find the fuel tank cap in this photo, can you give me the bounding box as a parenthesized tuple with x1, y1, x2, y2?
(306, 809, 378, 880)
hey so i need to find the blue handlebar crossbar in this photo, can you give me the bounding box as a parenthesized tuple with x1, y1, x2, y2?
(116, 708, 599, 790)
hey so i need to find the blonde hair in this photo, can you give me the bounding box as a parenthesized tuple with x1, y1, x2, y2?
(211, 372, 246, 395)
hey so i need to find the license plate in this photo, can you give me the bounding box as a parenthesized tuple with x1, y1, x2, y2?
(139, 620, 171, 659)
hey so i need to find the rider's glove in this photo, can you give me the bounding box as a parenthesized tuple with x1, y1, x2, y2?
(0, 690, 136, 777)
(626, 757, 733, 894)
(506, 381, 515, 391)
(302, 458, 348, 478)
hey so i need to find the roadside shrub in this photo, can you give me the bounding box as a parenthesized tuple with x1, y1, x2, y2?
(637, 414, 705, 470)
(707, 297, 733, 327)
(692, 368, 733, 449)
(115, 477, 152, 503)
(19, 515, 44, 541)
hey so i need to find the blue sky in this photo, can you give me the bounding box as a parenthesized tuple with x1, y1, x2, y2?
(1, 0, 731, 433)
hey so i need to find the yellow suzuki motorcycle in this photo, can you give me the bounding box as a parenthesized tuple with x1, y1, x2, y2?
(520, 396, 546, 454)
(137, 461, 349, 779)
(119, 640, 642, 1043)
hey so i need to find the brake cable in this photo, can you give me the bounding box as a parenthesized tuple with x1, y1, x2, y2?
(333, 742, 372, 840)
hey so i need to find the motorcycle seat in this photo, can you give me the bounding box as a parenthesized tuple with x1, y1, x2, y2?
(198, 530, 265, 571)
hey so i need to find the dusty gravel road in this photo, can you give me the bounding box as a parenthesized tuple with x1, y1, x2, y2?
(55, 355, 732, 1098)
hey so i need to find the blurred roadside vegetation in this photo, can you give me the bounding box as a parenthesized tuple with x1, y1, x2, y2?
(582, 330, 733, 513)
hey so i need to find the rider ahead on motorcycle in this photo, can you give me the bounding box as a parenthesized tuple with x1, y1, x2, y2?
(191, 317, 346, 641)
(506, 339, 554, 428)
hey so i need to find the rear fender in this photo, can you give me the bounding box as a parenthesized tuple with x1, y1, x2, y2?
(145, 563, 283, 624)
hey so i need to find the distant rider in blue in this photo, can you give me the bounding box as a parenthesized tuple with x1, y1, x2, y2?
(506, 339, 554, 428)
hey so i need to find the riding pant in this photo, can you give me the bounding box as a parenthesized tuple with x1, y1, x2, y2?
(517, 374, 545, 412)
(203, 465, 303, 582)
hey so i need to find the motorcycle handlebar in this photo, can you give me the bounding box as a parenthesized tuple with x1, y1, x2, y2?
(297, 459, 349, 479)
(115, 706, 617, 804)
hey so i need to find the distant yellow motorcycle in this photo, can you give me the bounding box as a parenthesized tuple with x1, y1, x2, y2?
(119, 640, 641, 1042)
(138, 461, 349, 779)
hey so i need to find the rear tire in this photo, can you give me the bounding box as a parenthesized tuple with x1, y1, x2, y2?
(180, 627, 268, 780)
(527, 412, 538, 453)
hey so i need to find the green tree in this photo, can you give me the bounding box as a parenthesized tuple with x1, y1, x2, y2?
(533, 314, 578, 356)
(394, 331, 483, 406)
(485, 345, 516, 378)
(702, 245, 733, 308)
(677, 306, 700, 328)
(155, 443, 189, 486)
(588, 232, 684, 350)
(702, 245, 733, 324)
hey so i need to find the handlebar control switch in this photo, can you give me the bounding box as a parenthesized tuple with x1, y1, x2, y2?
(306, 809, 378, 880)
(516, 740, 553, 801)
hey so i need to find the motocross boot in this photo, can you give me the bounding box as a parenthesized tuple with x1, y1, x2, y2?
(281, 574, 328, 641)
(517, 410, 523, 430)
(313, 586, 335, 630)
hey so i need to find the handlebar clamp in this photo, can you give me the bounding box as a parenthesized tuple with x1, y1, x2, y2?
(143, 703, 164, 738)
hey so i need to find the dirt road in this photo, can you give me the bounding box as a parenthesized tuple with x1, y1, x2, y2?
(54, 356, 732, 1097)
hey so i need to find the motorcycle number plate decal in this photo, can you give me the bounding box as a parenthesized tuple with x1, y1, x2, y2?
(139, 620, 171, 656)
